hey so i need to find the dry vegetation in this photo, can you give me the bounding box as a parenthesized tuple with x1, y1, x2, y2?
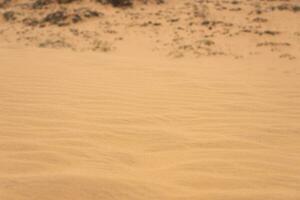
(0, 0, 299, 58)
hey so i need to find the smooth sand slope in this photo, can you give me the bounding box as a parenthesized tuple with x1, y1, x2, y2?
(0, 47, 300, 200)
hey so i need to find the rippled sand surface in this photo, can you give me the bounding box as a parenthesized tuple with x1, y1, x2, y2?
(0, 48, 299, 200)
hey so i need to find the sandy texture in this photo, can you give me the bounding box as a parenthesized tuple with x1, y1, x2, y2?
(1, 0, 300, 200)
(1, 48, 300, 200)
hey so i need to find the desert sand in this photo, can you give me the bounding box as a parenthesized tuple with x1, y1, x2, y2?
(1, 0, 300, 200)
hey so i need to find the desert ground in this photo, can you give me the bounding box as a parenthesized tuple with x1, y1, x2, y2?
(0, 0, 300, 200)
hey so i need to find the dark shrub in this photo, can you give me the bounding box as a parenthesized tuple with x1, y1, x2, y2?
(42, 11, 68, 26)
(108, 0, 132, 7)
(32, 0, 52, 9)
(57, 0, 77, 4)
(3, 11, 16, 21)
(292, 5, 300, 12)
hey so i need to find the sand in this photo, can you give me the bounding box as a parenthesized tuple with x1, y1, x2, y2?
(1, 0, 300, 199)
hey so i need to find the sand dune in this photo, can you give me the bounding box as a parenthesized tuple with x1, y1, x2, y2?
(0, 47, 300, 199)
(1, 0, 300, 199)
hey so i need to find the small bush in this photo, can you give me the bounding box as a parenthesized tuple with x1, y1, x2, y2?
(292, 5, 300, 12)
(3, 11, 16, 21)
(98, 0, 133, 7)
(97, 0, 165, 7)
(32, 0, 52, 9)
